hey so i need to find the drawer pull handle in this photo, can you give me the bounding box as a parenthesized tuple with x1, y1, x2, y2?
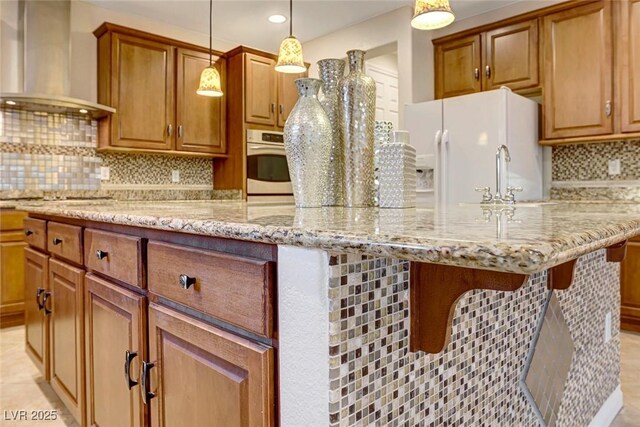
(96, 250, 108, 260)
(25, 230, 34, 236)
(179, 274, 196, 290)
(141, 361, 156, 405)
(124, 350, 139, 390)
(36, 288, 45, 310)
(42, 291, 52, 316)
(52, 238, 63, 246)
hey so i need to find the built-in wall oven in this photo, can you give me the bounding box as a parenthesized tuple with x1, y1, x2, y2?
(246, 129, 293, 201)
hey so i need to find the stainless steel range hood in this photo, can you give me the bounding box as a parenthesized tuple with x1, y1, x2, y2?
(0, 0, 114, 119)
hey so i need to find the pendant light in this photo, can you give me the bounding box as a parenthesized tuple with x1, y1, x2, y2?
(411, 0, 455, 30)
(275, 0, 306, 73)
(197, 0, 223, 97)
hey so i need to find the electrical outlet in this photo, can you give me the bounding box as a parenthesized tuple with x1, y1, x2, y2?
(604, 311, 612, 343)
(171, 170, 180, 183)
(608, 159, 621, 175)
(100, 166, 110, 180)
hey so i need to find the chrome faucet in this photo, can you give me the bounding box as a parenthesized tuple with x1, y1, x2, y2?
(495, 145, 511, 202)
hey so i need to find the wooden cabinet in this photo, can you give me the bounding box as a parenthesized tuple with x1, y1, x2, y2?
(618, 0, 640, 133)
(24, 247, 49, 378)
(245, 53, 278, 126)
(85, 274, 146, 427)
(48, 258, 85, 424)
(95, 23, 226, 157)
(0, 210, 26, 327)
(147, 303, 274, 427)
(542, 1, 613, 139)
(277, 71, 303, 127)
(621, 235, 640, 332)
(434, 19, 538, 99)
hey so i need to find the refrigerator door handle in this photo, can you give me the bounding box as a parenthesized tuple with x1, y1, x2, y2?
(433, 130, 442, 204)
(441, 129, 450, 206)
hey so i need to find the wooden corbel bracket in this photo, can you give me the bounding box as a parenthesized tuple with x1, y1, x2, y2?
(410, 262, 529, 354)
(606, 240, 628, 262)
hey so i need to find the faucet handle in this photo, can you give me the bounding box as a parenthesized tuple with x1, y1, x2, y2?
(475, 187, 493, 204)
(504, 186, 523, 203)
(507, 186, 523, 193)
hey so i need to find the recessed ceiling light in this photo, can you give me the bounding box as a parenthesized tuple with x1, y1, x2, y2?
(79, 108, 88, 114)
(6, 100, 16, 105)
(268, 14, 287, 24)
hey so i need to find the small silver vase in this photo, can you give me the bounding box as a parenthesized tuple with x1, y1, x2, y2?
(284, 78, 332, 208)
(339, 50, 377, 207)
(318, 58, 346, 206)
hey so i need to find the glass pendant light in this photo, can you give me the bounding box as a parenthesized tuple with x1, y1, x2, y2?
(197, 0, 223, 97)
(411, 0, 456, 30)
(275, 0, 306, 73)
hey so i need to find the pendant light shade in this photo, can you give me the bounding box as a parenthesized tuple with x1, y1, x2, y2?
(197, 0, 223, 97)
(411, 0, 455, 30)
(276, 0, 306, 74)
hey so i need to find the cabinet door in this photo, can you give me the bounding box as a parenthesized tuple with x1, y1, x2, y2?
(484, 19, 539, 91)
(176, 48, 226, 154)
(24, 247, 49, 379)
(85, 274, 146, 427)
(434, 34, 482, 99)
(48, 258, 85, 425)
(621, 237, 640, 332)
(245, 53, 277, 126)
(619, 0, 640, 133)
(0, 238, 26, 326)
(542, 1, 613, 139)
(112, 33, 175, 150)
(148, 303, 274, 427)
(277, 71, 305, 128)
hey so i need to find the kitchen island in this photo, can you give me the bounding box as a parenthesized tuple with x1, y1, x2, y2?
(18, 200, 640, 427)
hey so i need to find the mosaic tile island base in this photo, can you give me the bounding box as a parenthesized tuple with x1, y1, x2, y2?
(17, 200, 638, 426)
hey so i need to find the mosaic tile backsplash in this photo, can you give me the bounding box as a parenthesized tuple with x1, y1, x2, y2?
(552, 140, 640, 181)
(0, 108, 216, 200)
(326, 250, 619, 426)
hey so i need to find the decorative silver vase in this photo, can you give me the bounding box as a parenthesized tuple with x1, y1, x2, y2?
(318, 58, 346, 206)
(339, 50, 377, 207)
(284, 78, 332, 208)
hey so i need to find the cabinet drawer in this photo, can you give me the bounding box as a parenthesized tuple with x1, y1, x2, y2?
(84, 229, 144, 288)
(23, 218, 47, 251)
(147, 241, 274, 337)
(47, 222, 83, 265)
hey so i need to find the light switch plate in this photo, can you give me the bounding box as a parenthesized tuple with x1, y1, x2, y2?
(608, 159, 621, 175)
(171, 170, 180, 183)
(100, 166, 110, 180)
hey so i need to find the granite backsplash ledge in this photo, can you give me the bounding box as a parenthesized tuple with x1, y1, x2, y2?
(551, 139, 640, 202)
(0, 107, 239, 201)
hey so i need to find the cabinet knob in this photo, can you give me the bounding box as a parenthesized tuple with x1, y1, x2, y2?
(25, 230, 33, 236)
(42, 291, 52, 316)
(271, 103, 276, 114)
(485, 65, 491, 79)
(124, 350, 139, 390)
(167, 124, 173, 136)
(279, 104, 284, 115)
(178, 125, 183, 138)
(605, 100, 612, 117)
(474, 68, 480, 80)
(179, 274, 196, 290)
(52, 238, 63, 246)
(36, 288, 45, 310)
(95, 250, 108, 260)
(140, 361, 156, 405)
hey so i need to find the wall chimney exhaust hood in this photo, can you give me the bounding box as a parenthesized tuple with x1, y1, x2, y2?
(0, 0, 115, 119)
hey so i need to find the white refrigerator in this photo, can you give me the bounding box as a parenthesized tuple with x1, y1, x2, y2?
(405, 88, 544, 206)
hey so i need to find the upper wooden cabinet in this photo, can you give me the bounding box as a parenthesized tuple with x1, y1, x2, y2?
(542, 1, 613, 139)
(434, 19, 538, 99)
(277, 72, 302, 127)
(619, 0, 640, 133)
(95, 23, 226, 157)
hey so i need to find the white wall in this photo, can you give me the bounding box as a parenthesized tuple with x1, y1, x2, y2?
(366, 53, 399, 75)
(1, 0, 238, 101)
(302, 6, 432, 128)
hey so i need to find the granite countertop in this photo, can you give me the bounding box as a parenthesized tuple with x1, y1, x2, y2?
(16, 200, 640, 275)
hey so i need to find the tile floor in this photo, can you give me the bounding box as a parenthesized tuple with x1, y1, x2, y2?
(0, 325, 638, 426)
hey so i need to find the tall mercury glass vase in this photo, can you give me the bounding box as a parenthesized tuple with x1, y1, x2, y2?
(283, 78, 332, 208)
(339, 50, 377, 207)
(318, 58, 346, 206)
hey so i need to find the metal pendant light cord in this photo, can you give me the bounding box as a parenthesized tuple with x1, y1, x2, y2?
(208, 0, 212, 66)
(289, 0, 293, 37)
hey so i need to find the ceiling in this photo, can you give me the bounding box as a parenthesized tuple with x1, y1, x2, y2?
(83, 0, 522, 52)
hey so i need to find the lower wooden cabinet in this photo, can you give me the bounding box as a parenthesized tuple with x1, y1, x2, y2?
(621, 236, 640, 332)
(1, 209, 27, 327)
(85, 273, 146, 427)
(24, 247, 49, 379)
(147, 303, 274, 427)
(48, 258, 85, 424)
